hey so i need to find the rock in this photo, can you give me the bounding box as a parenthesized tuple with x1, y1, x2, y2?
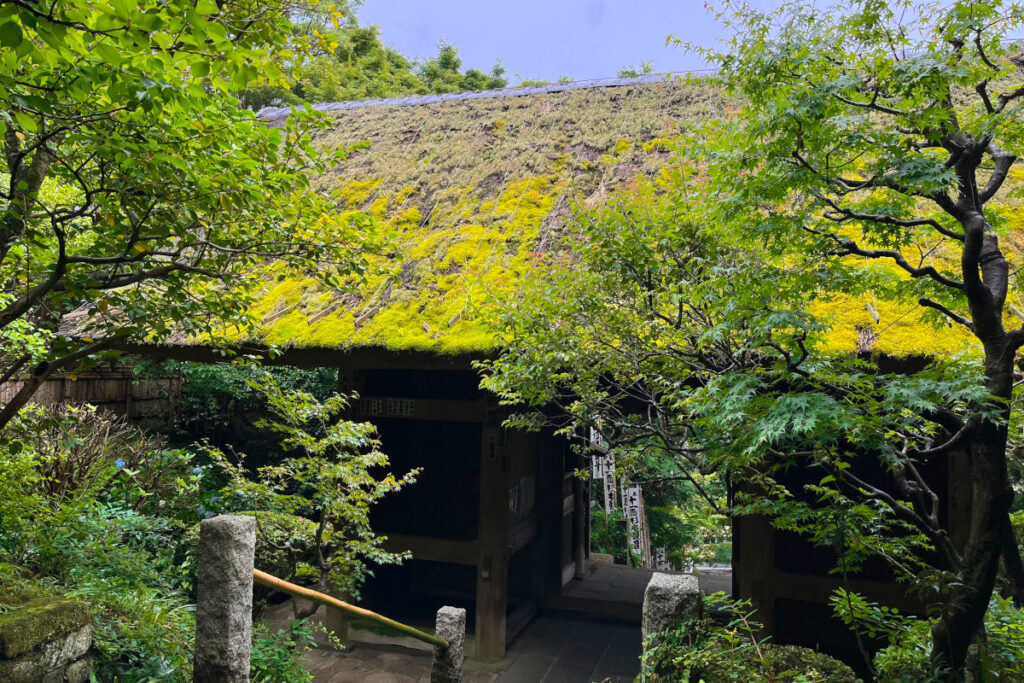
(642, 572, 701, 642)
(65, 655, 93, 683)
(431, 606, 466, 683)
(193, 514, 256, 682)
(0, 625, 92, 683)
(0, 597, 91, 659)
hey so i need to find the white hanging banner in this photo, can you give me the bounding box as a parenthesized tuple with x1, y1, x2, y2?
(624, 485, 643, 559)
(604, 463, 617, 512)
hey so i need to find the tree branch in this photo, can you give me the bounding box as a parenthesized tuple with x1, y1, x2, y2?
(918, 297, 974, 332)
(826, 235, 964, 290)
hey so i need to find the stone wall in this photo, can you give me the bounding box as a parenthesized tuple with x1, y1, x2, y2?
(0, 596, 93, 682)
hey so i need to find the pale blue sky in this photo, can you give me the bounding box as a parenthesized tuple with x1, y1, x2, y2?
(358, 1, 785, 83)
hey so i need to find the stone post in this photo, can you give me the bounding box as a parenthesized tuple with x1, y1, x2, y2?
(641, 573, 701, 653)
(324, 603, 351, 649)
(430, 606, 466, 683)
(194, 515, 256, 682)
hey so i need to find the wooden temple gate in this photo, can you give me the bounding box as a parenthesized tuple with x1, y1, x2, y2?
(111, 344, 588, 663)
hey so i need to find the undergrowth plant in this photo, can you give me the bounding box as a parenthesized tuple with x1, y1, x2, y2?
(209, 372, 417, 608)
(640, 592, 858, 682)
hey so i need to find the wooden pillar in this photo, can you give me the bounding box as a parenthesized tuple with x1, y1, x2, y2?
(573, 474, 587, 579)
(734, 513, 775, 637)
(476, 405, 509, 663)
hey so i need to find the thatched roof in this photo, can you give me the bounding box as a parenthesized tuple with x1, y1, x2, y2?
(238, 76, 1021, 359)
(242, 76, 723, 355)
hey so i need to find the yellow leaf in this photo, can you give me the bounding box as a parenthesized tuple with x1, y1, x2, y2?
(81, 337, 93, 343)
(106, 214, 115, 227)
(133, 244, 147, 253)
(14, 131, 24, 141)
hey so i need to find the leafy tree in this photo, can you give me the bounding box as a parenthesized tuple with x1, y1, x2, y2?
(0, 0, 381, 430)
(210, 373, 416, 604)
(241, 24, 508, 110)
(482, 182, 743, 515)
(485, 0, 1024, 677)
(240, 22, 426, 109)
(688, 0, 1024, 674)
(418, 42, 507, 94)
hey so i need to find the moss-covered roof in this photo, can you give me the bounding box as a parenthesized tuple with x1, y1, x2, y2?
(245, 77, 723, 355)
(245, 78, 1023, 359)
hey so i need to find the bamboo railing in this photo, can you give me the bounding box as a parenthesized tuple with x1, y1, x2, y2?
(252, 568, 449, 650)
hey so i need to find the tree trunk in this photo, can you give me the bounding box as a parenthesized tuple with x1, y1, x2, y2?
(930, 346, 1016, 679)
(1000, 514, 1024, 608)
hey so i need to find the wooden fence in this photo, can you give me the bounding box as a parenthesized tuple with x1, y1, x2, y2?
(0, 369, 181, 427)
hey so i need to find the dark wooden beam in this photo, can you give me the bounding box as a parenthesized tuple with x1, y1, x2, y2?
(115, 341, 486, 371)
(384, 535, 479, 566)
(355, 397, 486, 423)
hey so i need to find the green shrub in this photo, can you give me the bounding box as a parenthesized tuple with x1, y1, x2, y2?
(872, 596, 1024, 681)
(0, 506, 196, 681)
(177, 510, 329, 602)
(251, 618, 316, 683)
(641, 593, 859, 682)
(591, 508, 629, 564)
(208, 374, 416, 606)
(712, 542, 732, 565)
(871, 618, 934, 682)
(0, 405, 208, 680)
(700, 643, 859, 682)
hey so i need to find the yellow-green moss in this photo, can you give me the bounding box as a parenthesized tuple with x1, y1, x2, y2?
(642, 136, 679, 153)
(810, 295, 977, 357)
(335, 178, 383, 208)
(0, 597, 90, 658)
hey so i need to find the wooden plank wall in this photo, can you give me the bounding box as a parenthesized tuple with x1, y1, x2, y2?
(0, 371, 181, 426)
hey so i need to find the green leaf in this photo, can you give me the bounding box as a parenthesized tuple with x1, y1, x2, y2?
(0, 20, 22, 47)
(152, 32, 173, 50)
(13, 111, 36, 133)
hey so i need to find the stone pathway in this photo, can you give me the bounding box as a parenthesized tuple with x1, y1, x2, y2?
(495, 615, 639, 683)
(266, 604, 639, 682)
(547, 561, 731, 623)
(265, 563, 731, 682)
